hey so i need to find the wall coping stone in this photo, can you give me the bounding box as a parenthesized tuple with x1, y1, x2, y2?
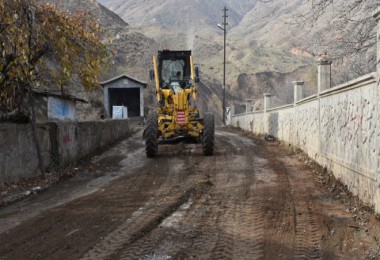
(296, 94, 318, 105)
(232, 71, 375, 118)
(317, 59, 332, 65)
(292, 81, 304, 85)
(320, 72, 376, 98)
(266, 104, 294, 113)
(234, 110, 264, 117)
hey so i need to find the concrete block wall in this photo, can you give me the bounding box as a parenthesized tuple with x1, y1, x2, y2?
(0, 120, 129, 185)
(0, 124, 52, 185)
(56, 120, 130, 166)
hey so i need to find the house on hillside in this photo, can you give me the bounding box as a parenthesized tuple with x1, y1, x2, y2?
(23, 90, 87, 123)
(100, 74, 147, 119)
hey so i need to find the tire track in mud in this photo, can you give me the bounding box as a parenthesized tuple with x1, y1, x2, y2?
(81, 189, 194, 260)
(265, 140, 323, 259)
(33, 130, 319, 259)
(153, 133, 265, 259)
(281, 162, 323, 259)
(294, 199, 322, 259)
(0, 165, 162, 260)
(3, 128, 380, 259)
(81, 145, 208, 260)
(116, 152, 214, 259)
(118, 196, 199, 260)
(196, 133, 266, 259)
(232, 183, 266, 259)
(112, 132, 268, 259)
(263, 143, 323, 259)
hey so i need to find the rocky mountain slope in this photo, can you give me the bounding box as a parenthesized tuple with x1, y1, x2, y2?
(38, 0, 159, 79)
(98, 0, 310, 77)
(37, 0, 158, 120)
(97, 0, 319, 113)
(99, 0, 376, 115)
(39, 0, 375, 121)
(45, 0, 127, 27)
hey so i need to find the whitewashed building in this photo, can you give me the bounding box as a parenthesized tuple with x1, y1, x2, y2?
(100, 74, 147, 119)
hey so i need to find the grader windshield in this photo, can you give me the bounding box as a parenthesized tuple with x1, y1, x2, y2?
(158, 50, 191, 84)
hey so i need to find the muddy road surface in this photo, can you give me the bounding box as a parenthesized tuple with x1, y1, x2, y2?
(0, 127, 380, 259)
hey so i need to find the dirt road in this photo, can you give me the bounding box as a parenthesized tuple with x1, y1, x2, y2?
(0, 127, 380, 259)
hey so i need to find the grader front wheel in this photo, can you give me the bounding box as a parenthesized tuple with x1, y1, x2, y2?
(202, 113, 214, 156)
(145, 111, 158, 158)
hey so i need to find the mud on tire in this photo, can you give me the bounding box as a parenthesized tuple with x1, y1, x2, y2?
(202, 113, 214, 156)
(144, 111, 158, 157)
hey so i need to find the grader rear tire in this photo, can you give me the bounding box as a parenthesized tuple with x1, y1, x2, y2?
(202, 113, 214, 156)
(145, 111, 158, 158)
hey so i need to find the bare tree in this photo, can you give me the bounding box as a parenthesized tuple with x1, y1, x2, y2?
(293, 0, 378, 83)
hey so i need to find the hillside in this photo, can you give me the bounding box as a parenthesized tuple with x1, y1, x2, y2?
(38, 0, 375, 121)
(98, 0, 310, 82)
(98, 0, 376, 115)
(97, 0, 316, 114)
(38, 0, 159, 78)
(98, 0, 257, 30)
(37, 0, 158, 120)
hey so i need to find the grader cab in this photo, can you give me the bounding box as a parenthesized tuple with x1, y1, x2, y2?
(144, 50, 214, 157)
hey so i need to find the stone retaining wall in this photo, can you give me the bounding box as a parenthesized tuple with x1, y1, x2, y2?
(0, 120, 129, 185)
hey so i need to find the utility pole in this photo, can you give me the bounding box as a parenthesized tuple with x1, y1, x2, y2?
(219, 7, 228, 125)
(223, 7, 228, 125)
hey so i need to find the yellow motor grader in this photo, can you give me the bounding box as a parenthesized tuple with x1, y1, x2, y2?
(144, 50, 214, 157)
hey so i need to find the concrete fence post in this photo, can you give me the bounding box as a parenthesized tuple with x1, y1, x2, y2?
(245, 99, 252, 114)
(318, 58, 332, 93)
(263, 93, 271, 112)
(226, 105, 234, 125)
(374, 8, 380, 79)
(373, 8, 380, 213)
(293, 81, 304, 104)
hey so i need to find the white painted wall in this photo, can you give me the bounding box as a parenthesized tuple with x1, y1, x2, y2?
(48, 97, 76, 121)
(231, 9, 380, 212)
(102, 76, 145, 118)
(231, 73, 380, 212)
